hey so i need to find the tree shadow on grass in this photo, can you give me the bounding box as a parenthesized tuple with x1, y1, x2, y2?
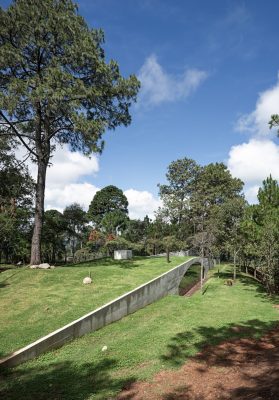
(117, 260, 141, 270)
(211, 267, 279, 305)
(0, 357, 136, 400)
(158, 319, 279, 400)
(118, 319, 279, 400)
(236, 274, 279, 305)
(161, 319, 277, 367)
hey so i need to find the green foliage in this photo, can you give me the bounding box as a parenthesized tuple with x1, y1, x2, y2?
(158, 158, 200, 225)
(104, 236, 132, 256)
(258, 174, 279, 208)
(88, 185, 129, 228)
(0, 137, 34, 211)
(194, 162, 243, 207)
(189, 163, 244, 258)
(0, 207, 33, 263)
(41, 209, 67, 263)
(159, 158, 244, 259)
(63, 203, 88, 255)
(239, 176, 279, 293)
(101, 210, 129, 235)
(0, 137, 34, 262)
(123, 218, 148, 243)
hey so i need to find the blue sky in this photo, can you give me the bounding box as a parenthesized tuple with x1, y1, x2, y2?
(3, 0, 279, 218)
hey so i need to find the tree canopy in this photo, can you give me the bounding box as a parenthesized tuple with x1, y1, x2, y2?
(88, 185, 129, 227)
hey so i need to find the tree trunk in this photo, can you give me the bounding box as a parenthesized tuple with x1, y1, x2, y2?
(233, 251, 236, 281)
(166, 247, 170, 263)
(30, 159, 48, 265)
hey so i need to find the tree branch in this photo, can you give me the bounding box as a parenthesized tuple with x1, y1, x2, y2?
(0, 118, 32, 125)
(0, 111, 38, 158)
(16, 151, 32, 168)
(0, 132, 34, 140)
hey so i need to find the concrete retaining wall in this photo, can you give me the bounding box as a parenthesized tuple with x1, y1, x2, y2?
(0, 256, 211, 368)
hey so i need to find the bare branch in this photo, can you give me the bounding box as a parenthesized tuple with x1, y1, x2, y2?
(16, 151, 32, 168)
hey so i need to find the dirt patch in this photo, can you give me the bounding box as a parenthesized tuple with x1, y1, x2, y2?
(117, 327, 279, 400)
(184, 278, 209, 297)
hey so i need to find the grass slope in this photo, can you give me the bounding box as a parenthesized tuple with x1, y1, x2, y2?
(1, 265, 278, 400)
(0, 256, 189, 356)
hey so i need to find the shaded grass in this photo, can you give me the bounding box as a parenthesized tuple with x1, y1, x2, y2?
(1, 264, 278, 400)
(178, 264, 200, 294)
(0, 256, 189, 356)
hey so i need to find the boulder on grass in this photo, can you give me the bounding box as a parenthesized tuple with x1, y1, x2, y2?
(83, 277, 92, 284)
(38, 263, 51, 269)
(50, 265, 55, 269)
(30, 265, 39, 269)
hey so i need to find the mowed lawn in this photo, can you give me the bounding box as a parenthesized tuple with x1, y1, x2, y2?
(1, 265, 278, 400)
(0, 256, 189, 356)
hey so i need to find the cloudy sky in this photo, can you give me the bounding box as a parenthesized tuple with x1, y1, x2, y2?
(4, 0, 279, 218)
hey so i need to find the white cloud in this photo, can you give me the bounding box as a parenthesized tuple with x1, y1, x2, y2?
(47, 149, 99, 186)
(228, 138, 279, 203)
(244, 185, 260, 204)
(124, 189, 162, 220)
(137, 54, 208, 107)
(230, 71, 279, 203)
(235, 73, 279, 136)
(17, 145, 100, 211)
(17, 145, 161, 217)
(45, 183, 100, 212)
(20, 145, 99, 187)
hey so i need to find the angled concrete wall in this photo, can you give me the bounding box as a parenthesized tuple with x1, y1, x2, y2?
(0, 256, 211, 368)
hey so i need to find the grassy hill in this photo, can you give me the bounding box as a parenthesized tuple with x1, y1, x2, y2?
(1, 264, 278, 400)
(0, 256, 189, 356)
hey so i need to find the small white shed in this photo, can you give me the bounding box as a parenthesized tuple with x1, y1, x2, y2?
(114, 250, 133, 260)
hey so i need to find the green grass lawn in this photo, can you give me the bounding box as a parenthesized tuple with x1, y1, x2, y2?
(1, 264, 278, 400)
(0, 256, 189, 356)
